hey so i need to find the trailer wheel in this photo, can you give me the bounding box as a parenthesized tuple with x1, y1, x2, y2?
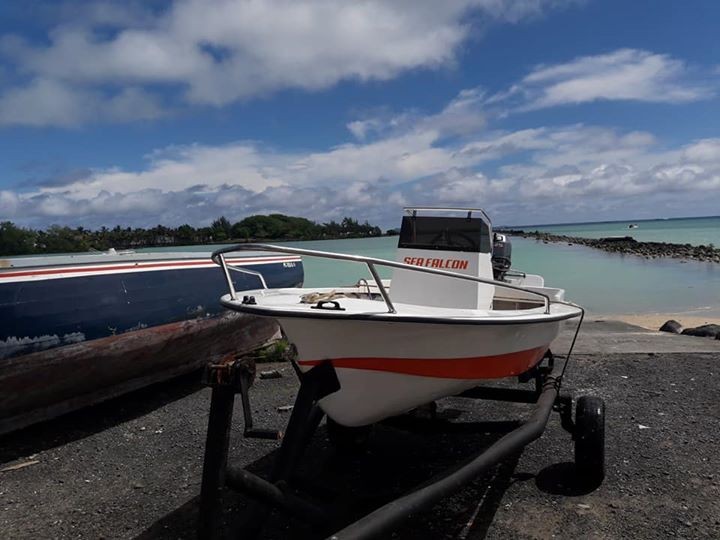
(326, 418, 372, 455)
(574, 396, 605, 483)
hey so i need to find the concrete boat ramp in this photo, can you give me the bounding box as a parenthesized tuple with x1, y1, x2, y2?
(1, 321, 719, 539)
(556, 318, 720, 354)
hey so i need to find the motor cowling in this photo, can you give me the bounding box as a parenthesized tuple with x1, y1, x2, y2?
(492, 233, 512, 280)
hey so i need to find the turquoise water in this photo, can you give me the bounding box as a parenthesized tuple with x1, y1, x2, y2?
(524, 216, 720, 247)
(281, 235, 720, 317)
(141, 216, 720, 317)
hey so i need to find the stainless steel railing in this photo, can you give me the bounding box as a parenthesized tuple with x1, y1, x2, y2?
(212, 244, 551, 314)
(211, 243, 552, 314)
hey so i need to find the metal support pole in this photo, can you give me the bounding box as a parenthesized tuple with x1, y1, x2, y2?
(366, 262, 395, 314)
(231, 361, 340, 538)
(198, 386, 236, 540)
(555, 393, 575, 436)
(271, 362, 339, 482)
(239, 368, 283, 440)
(457, 386, 540, 403)
(225, 467, 328, 524)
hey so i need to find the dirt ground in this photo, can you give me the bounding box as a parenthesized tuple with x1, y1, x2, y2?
(1, 324, 719, 539)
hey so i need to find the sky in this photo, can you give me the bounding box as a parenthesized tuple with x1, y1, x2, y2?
(0, 0, 719, 230)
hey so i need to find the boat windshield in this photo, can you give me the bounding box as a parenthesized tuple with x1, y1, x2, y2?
(398, 216, 492, 253)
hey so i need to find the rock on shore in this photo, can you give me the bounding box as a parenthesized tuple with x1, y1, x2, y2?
(681, 324, 720, 339)
(659, 320, 683, 334)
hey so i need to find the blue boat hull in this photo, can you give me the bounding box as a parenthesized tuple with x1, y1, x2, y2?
(0, 254, 303, 434)
(1, 259, 303, 359)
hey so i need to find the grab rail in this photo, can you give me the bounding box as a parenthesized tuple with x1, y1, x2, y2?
(211, 243, 552, 314)
(403, 206, 492, 225)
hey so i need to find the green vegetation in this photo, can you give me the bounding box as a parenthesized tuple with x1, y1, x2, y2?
(251, 338, 295, 363)
(0, 214, 383, 256)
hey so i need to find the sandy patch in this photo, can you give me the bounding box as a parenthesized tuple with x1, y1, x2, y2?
(596, 313, 719, 331)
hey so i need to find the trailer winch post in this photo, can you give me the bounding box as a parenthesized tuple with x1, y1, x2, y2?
(197, 359, 339, 539)
(198, 384, 236, 540)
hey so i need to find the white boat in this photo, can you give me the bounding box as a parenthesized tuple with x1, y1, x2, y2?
(213, 207, 582, 427)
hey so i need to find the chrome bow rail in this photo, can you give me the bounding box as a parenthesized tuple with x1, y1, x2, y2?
(211, 243, 553, 315)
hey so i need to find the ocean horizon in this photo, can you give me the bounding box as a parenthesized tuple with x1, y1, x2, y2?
(511, 215, 720, 247)
(507, 214, 720, 229)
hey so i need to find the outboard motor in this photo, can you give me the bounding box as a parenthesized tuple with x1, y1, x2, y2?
(492, 233, 512, 280)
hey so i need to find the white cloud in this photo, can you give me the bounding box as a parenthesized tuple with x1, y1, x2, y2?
(0, 0, 572, 126)
(683, 139, 720, 162)
(39, 143, 287, 198)
(0, 78, 164, 127)
(487, 49, 716, 112)
(3, 82, 720, 227)
(347, 118, 386, 140)
(7, 118, 720, 228)
(347, 88, 487, 142)
(0, 190, 19, 215)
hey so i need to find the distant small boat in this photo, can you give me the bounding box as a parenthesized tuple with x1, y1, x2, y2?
(628, 224, 638, 229)
(0, 249, 304, 434)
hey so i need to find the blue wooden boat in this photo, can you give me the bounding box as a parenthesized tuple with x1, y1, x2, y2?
(0, 249, 303, 434)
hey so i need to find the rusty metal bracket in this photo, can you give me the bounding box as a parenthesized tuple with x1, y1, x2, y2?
(202, 353, 254, 388)
(202, 354, 281, 441)
(554, 392, 575, 437)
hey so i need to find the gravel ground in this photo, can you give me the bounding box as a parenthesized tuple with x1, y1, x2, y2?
(1, 326, 719, 539)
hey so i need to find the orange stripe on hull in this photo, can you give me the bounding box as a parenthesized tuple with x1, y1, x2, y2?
(297, 346, 549, 379)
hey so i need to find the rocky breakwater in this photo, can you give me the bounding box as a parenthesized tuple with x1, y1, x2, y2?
(497, 229, 720, 264)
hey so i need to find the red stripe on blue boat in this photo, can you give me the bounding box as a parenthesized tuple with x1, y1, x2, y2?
(0, 256, 301, 279)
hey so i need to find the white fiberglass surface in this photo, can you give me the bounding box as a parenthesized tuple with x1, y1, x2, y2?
(222, 287, 580, 321)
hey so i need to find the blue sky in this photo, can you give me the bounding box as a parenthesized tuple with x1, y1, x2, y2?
(0, 0, 718, 229)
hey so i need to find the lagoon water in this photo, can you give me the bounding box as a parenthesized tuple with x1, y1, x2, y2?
(10, 218, 716, 317)
(278, 235, 720, 317)
(525, 216, 720, 247)
(146, 216, 720, 317)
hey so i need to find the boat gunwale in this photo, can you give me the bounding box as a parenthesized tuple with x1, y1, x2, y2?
(212, 242, 555, 314)
(1, 251, 299, 271)
(0, 256, 302, 283)
(219, 295, 581, 326)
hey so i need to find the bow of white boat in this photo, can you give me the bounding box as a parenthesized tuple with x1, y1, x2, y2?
(220, 287, 582, 324)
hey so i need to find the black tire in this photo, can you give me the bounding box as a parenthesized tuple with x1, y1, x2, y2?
(574, 396, 605, 483)
(326, 418, 372, 455)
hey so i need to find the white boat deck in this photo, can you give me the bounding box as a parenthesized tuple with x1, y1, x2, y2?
(222, 287, 581, 323)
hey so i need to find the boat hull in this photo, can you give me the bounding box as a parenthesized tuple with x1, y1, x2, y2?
(0, 313, 278, 435)
(279, 317, 560, 426)
(0, 252, 303, 434)
(1, 255, 302, 360)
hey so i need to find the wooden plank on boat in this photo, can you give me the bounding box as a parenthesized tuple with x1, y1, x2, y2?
(0, 313, 279, 435)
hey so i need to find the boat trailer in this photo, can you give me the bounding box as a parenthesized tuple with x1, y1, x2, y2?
(196, 348, 605, 539)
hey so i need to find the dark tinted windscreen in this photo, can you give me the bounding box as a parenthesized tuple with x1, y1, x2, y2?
(398, 216, 491, 253)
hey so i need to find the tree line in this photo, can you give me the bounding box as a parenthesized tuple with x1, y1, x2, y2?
(0, 214, 384, 256)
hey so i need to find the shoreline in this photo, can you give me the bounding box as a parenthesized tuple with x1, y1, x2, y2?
(595, 312, 719, 331)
